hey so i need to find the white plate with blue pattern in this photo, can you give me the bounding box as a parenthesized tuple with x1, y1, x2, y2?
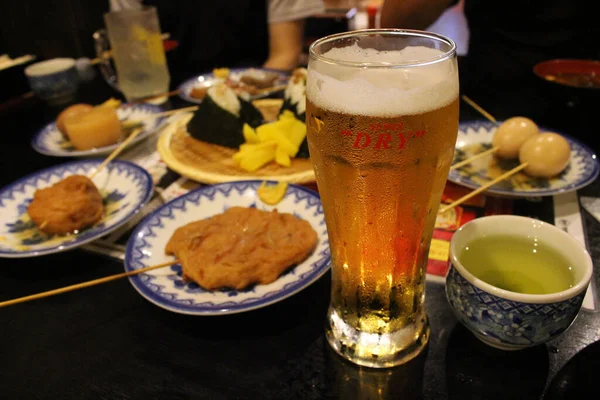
(449, 120, 599, 198)
(178, 68, 288, 104)
(31, 104, 166, 157)
(0, 160, 153, 258)
(125, 181, 330, 315)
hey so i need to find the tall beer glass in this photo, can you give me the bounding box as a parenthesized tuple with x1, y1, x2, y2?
(306, 30, 459, 368)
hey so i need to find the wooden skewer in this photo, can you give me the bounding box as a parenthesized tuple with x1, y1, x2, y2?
(450, 96, 500, 170)
(145, 106, 199, 119)
(461, 95, 497, 124)
(450, 146, 499, 170)
(439, 163, 528, 213)
(88, 127, 144, 180)
(127, 89, 181, 105)
(255, 84, 287, 96)
(120, 106, 199, 131)
(0, 260, 179, 308)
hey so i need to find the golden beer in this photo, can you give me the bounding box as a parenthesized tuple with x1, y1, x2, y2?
(307, 30, 459, 367)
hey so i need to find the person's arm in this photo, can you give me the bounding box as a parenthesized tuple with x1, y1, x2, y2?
(263, 20, 304, 71)
(380, 0, 455, 30)
(264, 0, 324, 71)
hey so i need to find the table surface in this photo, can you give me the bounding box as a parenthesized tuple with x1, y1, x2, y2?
(0, 73, 599, 400)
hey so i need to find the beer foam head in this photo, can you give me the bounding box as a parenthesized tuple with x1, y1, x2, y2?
(307, 44, 458, 116)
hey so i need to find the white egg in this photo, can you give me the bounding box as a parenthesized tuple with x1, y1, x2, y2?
(518, 133, 571, 178)
(493, 117, 539, 159)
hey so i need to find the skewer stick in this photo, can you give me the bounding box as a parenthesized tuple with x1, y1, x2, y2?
(255, 84, 287, 95)
(0, 259, 179, 308)
(127, 89, 181, 105)
(121, 105, 199, 131)
(450, 96, 500, 170)
(439, 163, 528, 214)
(145, 106, 199, 119)
(88, 127, 144, 180)
(461, 95, 497, 124)
(450, 146, 499, 170)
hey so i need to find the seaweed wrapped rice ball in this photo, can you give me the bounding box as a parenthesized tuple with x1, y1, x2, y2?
(187, 83, 263, 149)
(280, 68, 309, 157)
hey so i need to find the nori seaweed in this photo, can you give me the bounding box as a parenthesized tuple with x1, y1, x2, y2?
(280, 97, 306, 122)
(239, 97, 263, 128)
(187, 95, 263, 149)
(297, 139, 309, 158)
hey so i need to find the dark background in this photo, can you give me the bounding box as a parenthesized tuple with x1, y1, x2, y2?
(0, 0, 107, 60)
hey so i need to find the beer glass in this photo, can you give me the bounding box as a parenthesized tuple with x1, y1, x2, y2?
(95, 6, 170, 102)
(306, 30, 459, 368)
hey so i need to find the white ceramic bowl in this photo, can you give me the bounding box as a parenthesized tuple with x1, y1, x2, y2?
(446, 215, 593, 350)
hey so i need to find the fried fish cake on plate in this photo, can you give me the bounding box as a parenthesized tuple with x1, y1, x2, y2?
(27, 175, 103, 235)
(124, 180, 330, 315)
(165, 207, 318, 290)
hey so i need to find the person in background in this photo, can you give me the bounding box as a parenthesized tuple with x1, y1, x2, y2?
(379, 0, 600, 119)
(110, 0, 324, 85)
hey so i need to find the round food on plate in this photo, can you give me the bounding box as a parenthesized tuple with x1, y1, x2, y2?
(124, 180, 330, 315)
(492, 117, 539, 159)
(0, 159, 153, 258)
(519, 132, 571, 178)
(27, 175, 103, 235)
(165, 206, 318, 290)
(64, 106, 122, 150)
(56, 103, 94, 137)
(448, 120, 598, 198)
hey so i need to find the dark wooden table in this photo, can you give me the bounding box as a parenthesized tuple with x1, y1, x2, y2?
(0, 73, 598, 400)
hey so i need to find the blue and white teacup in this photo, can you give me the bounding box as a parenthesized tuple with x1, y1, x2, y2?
(25, 58, 79, 104)
(446, 215, 593, 350)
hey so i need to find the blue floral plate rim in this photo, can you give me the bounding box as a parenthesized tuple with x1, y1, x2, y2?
(31, 103, 166, 157)
(449, 120, 599, 197)
(0, 159, 154, 258)
(124, 180, 330, 315)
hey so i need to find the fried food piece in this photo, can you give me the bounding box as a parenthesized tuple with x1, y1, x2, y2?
(240, 69, 279, 88)
(189, 86, 208, 100)
(165, 207, 318, 290)
(27, 175, 104, 235)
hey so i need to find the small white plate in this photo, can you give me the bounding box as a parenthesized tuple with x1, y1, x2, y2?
(124, 181, 330, 315)
(0, 160, 153, 258)
(31, 104, 166, 157)
(449, 121, 599, 197)
(178, 68, 288, 104)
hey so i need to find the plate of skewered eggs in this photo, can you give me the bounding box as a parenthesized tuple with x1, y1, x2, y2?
(448, 118, 599, 198)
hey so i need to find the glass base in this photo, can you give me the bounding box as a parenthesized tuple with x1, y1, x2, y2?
(326, 307, 430, 368)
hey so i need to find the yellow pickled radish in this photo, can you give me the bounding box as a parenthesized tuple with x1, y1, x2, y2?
(243, 124, 260, 143)
(98, 97, 122, 109)
(258, 181, 288, 205)
(238, 145, 277, 172)
(213, 68, 230, 79)
(275, 147, 291, 167)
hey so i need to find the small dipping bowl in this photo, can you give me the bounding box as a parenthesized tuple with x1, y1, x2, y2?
(25, 58, 80, 104)
(446, 215, 593, 350)
(533, 59, 600, 90)
(532, 59, 600, 154)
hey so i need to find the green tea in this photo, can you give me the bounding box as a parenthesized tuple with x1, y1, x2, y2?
(459, 234, 575, 294)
